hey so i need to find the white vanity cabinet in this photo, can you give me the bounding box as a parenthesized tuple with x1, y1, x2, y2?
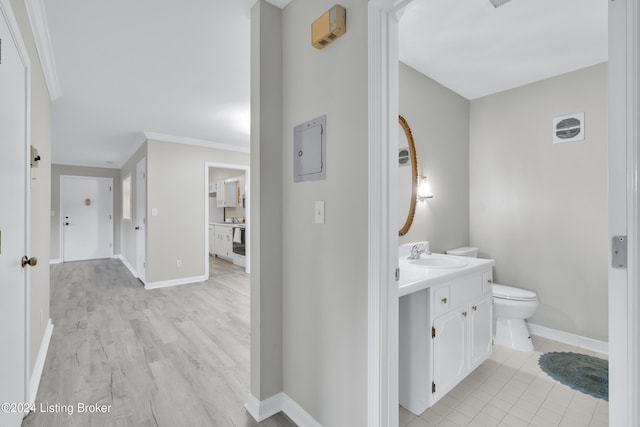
(400, 267, 494, 415)
(213, 225, 233, 260)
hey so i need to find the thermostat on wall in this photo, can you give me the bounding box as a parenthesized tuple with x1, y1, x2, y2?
(553, 112, 585, 144)
(294, 115, 326, 183)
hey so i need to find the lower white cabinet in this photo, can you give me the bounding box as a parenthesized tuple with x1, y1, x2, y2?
(400, 269, 493, 415)
(209, 225, 215, 255)
(213, 225, 233, 260)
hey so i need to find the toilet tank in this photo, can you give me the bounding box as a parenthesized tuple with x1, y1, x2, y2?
(446, 246, 478, 257)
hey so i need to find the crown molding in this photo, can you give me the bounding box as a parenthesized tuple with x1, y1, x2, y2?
(24, 0, 61, 100)
(144, 132, 250, 153)
(248, 0, 292, 10)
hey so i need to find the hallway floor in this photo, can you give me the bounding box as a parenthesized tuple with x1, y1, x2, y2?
(23, 257, 295, 427)
(400, 336, 609, 427)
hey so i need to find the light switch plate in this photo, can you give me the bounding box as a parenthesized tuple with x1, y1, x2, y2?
(315, 200, 325, 224)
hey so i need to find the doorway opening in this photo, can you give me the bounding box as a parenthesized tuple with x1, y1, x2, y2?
(204, 162, 250, 278)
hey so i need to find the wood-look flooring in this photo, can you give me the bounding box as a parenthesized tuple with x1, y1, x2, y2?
(22, 257, 295, 427)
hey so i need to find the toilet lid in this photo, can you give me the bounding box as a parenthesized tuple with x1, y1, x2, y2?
(492, 284, 537, 301)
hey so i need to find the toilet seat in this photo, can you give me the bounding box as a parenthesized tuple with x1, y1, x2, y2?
(492, 284, 537, 301)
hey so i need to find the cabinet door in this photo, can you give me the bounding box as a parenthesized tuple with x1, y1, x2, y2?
(470, 295, 493, 370)
(433, 309, 468, 402)
(224, 181, 237, 207)
(209, 226, 215, 255)
(217, 184, 224, 207)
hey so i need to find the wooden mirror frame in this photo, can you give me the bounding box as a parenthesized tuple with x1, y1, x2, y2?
(399, 115, 418, 236)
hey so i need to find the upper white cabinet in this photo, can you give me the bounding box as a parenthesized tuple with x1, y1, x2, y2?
(216, 181, 237, 208)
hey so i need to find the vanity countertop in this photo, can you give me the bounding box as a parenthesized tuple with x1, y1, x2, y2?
(398, 254, 494, 297)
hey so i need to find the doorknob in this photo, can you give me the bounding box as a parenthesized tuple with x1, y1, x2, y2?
(65, 222, 69, 226)
(135, 226, 140, 230)
(21, 256, 38, 267)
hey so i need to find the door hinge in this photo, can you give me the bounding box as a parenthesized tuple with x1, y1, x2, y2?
(109, 186, 112, 191)
(395, 267, 400, 282)
(612, 235, 627, 269)
(432, 382, 436, 394)
(432, 326, 436, 338)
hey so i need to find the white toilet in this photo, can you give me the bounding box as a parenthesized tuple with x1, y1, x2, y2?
(446, 247, 539, 352)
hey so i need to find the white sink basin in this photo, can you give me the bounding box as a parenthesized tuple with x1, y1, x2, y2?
(408, 255, 467, 269)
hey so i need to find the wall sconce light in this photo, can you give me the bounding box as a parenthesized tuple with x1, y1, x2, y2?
(417, 176, 434, 200)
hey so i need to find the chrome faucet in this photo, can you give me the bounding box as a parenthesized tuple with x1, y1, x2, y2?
(408, 243, 431, 260)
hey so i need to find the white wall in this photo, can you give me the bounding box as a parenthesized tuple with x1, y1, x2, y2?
(51, 165, 121, 260)
(144, 140, 249, 283)
(399, 62, 470, 252)
(280, 0, 369, 424)
(10, 0, 52, 372)
(469, 63, 608, 341)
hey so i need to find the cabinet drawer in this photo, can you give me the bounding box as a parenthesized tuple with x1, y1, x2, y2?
(449, 273, 483, 308)
(433, 286, 451, 316)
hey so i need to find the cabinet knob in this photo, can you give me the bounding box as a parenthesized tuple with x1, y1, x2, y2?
(441, 297, 447, 304)
(462, 311, 467, 317)
(472, 305, 478, 311)
(487, 279, 493, 283)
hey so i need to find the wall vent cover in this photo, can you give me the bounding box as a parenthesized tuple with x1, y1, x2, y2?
(553, 112, 585, 144)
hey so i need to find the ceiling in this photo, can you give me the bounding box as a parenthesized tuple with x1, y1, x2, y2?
(399, 0, 608, 100)
(43, 0, 607, 168)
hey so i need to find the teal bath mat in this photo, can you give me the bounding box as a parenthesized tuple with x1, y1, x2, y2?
(538, 352, 608, 401)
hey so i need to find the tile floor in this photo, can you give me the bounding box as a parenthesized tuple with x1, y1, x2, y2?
(400, 336, 609, 427)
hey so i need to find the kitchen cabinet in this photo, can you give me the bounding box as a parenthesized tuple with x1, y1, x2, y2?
(208, 182, 217, 194)
(216, 181, 237, 208)
(213, 225, 233, 260)
(399, 267, 493, 415)
(209, 224, 215, 255)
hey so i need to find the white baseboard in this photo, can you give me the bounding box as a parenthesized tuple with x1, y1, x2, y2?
(528, 323, 609, 355)
(49, 259, 62, 265)
(115, 255, 138, 278)
(29, 319, 53, 404)
(144, 275, 207, 290)
(245, 393, 321, 426)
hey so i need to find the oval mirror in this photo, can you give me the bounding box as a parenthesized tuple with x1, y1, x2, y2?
(398, 115, 417, 236)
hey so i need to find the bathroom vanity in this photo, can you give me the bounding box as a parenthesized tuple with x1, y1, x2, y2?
(399, 250, 495, 415)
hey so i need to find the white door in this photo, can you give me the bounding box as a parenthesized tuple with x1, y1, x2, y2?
(469, 296, 493, 370)
(62, 176, 113, 262)
(0, 3, 29, 425)
(135, 159, 146, 281)
(432, 309, 467, 402)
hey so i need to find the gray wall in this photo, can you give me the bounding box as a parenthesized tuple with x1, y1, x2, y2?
(399, 62, 470, 252)
(469, 63, 608, 341)
(51, 165, 122, 260)
(250, 0, 283, 401)
(145, 140, 249, 283)
(11, 0, 52, 372)
(281, 0, 369, 424)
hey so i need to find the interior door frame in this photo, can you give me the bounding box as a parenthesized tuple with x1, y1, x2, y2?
(203, 162, 250, 276)
(0, 0, 32, 412)
(367, 1, 639, 426)
(59, 175, 114, 262)
(135, 158, 146, 282)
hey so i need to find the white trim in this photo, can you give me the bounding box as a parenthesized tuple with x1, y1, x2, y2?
(244, 393, 282, 422)
(368, 1, 410, 426)
(144, 275, 207, 290)
(49, 259, 62, 265)
(528, 323, 609, 355)
(115, 254, 138, 279)
(28, 319, 53, 405)
(51, 160, 122, 170)
(245, 393, 321, 426)
(23, 0, 61, 100)
(145, 132, 250, 153)
(0, 0, 31, 68)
